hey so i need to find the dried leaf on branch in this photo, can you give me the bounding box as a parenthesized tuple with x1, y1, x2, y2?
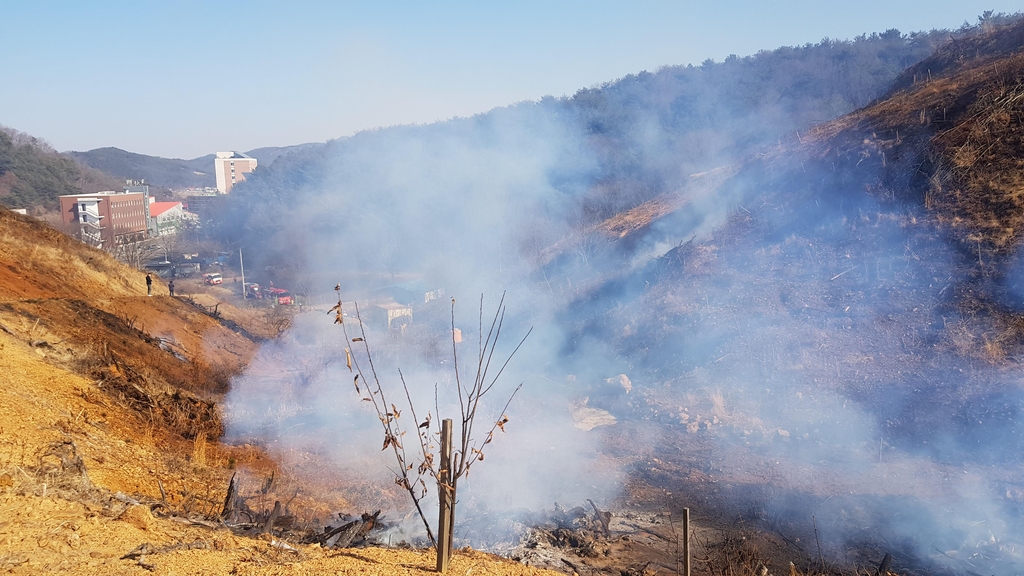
(332, 290, 529, 555)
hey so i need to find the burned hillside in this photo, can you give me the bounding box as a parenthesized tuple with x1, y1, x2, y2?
(221, 16, 1024, 576)
(213, 27, 959, 281)
(543, 17, 1024, 575)
(0, 13, 997, 576)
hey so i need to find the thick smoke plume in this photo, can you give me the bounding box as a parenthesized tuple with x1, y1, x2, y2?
(224, 106, 625, 545)
(222, 24, 1024, 573)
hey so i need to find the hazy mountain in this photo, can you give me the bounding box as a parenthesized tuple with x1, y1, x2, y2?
(0, 126, 319, 211)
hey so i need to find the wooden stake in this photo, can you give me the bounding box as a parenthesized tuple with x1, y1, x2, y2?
(683, 507, 690, 576)
(436, 419, 454, 573)
(239, 248, 246, 299)
(814, 515, 825, 572)
(876, 552, 893, 576)
(220, 472, 237, 520)
(262, 501, 281, 534)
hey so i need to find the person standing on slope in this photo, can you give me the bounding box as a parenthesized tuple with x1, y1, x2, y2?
(168, 279, 175, 297)
(146, 273, 152, 296)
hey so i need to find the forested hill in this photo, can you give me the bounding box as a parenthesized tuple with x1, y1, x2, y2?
(0, 126, 121, 212)
(65, 147, 215, 190)
(214, 25, 969, 271)
(67, 143, 319, 191)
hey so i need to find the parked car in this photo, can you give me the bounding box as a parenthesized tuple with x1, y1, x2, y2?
(203, 273, 223, 285)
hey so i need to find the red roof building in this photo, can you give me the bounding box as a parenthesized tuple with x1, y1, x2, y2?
(148, 201, 196, 236)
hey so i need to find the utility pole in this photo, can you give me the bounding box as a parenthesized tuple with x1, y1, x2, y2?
(239, 248, 246, 299)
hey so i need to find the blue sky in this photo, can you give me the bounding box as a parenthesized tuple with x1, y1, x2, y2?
(0, 1, 1017, 158)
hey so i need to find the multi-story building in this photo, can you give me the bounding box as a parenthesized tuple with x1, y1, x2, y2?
(58, 191, 148, 249)
(214, 151, 257, 194)
(124, 180, 155, 236)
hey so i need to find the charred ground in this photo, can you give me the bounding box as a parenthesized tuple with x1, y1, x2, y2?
(542, 17, 1024, 576)
(168, 16, 1024, 576)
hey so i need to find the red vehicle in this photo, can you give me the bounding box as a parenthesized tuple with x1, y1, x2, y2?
(267, 287, 294, 305)
(244, 283, 263, 299)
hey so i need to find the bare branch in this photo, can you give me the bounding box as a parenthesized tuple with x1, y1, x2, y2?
(452, 298, 466, 435)
(333, 287, 529, 556)
(401, 369, 438, 481)
(334, 289, 436, 547)
(465, 382, 523, 477)
(480, 327, 533, 398)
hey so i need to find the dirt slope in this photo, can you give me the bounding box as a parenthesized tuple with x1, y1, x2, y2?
(0, 330, 553, 574)
(0, 208, 556, 574)
(804, 18, 1024, 255)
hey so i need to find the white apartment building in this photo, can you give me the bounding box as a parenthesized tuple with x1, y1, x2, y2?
(214, 151, 257, 194)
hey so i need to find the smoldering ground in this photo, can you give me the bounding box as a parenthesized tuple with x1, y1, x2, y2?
(223, 306, 621, 546)
(223, 131, 1024, 573)
(221, 28, 1024, 573)
(584, 148, 1024, 573)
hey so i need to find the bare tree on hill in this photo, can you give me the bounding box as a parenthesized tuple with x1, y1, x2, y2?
(331, 287, 529, 571)
(113, 232, 147, 269)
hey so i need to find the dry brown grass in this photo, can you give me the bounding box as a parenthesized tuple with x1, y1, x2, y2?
(191, 432, 207, 467)
(0, 207, 272, 445)
(0, 208, 147, 300)
(801, 41, 1024, 255)
(597, 166, 739, 240)
(183, 290, 291, 339)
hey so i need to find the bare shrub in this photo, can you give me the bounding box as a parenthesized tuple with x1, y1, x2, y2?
(332, 287, 529, 561)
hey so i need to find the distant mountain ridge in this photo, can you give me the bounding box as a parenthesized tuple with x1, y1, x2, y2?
(66, 143, 319, 190)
